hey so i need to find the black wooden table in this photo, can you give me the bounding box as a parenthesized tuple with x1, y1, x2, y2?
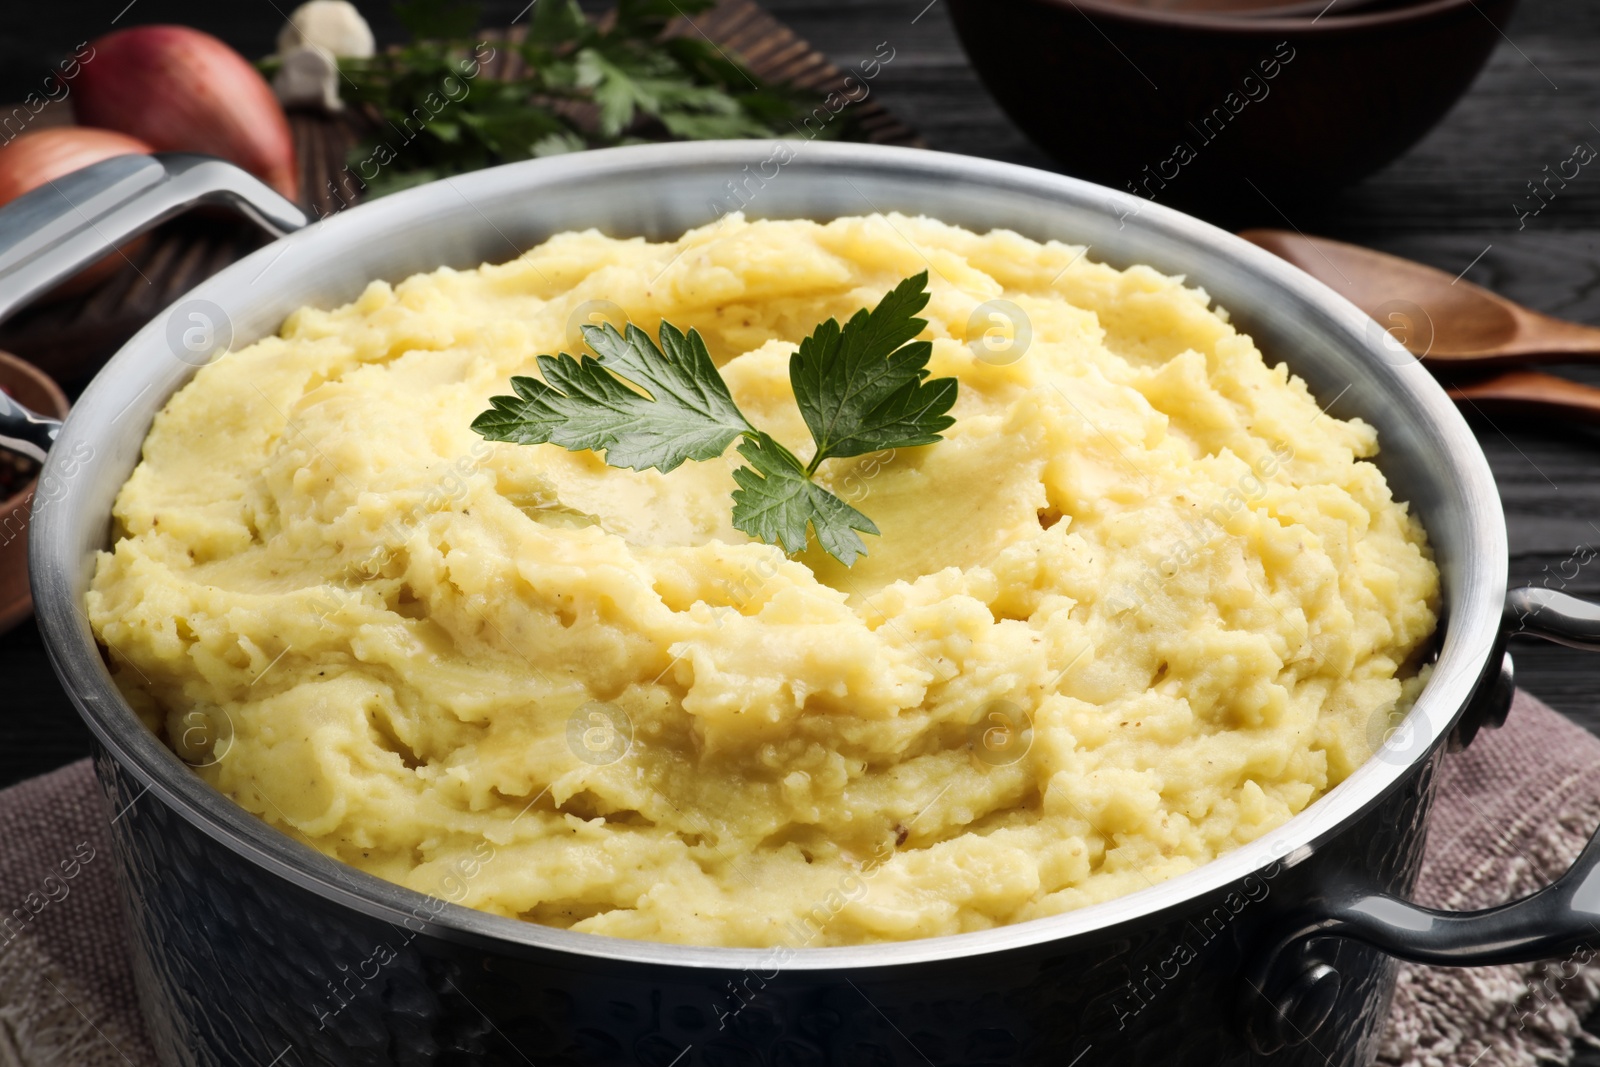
(4, 0, 1599, 1058)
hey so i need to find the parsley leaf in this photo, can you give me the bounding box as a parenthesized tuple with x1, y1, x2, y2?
(472, 321, 750, 473)
(731, 433, 879, 566)
(789, 271, 956, 473)
(472, 275, 958, 565)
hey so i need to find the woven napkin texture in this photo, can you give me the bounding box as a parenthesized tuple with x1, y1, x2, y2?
(0, 758, 153, 1066)
(1377, 689, 1600, 1066)
(0, 690, 1596, 1066)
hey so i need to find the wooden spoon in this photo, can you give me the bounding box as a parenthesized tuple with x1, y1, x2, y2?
(1439, 369, 1600, 424)
(1240, 229, 1600, 424)
(1240, 229, 1600, 367)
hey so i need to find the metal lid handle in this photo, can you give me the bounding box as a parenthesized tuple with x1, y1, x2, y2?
(0, 153, 307, 458)
(0, 152, 306, 327)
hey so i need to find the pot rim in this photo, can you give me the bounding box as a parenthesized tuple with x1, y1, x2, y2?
(991, 0, 1491, 33)
(30, 140, 1507, 972)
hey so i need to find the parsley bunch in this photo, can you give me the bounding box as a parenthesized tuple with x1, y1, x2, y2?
(334, 0, 848, 197)
(473, 273, 957, 565)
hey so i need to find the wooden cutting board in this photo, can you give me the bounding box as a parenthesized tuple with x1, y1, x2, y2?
(0, 0, 920, 387)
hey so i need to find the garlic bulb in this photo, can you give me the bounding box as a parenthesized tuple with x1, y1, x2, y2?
(273, 44, 343, 112)
(276, 0, 375, 60)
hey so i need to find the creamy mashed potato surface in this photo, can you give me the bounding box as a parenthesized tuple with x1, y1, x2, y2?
(87, 213, 1439, 947)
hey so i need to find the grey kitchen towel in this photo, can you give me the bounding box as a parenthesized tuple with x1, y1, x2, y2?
(0, 758, 154, 1066)
(0, 690, 1596, 1066)
(1378, 690, 1600, 1067)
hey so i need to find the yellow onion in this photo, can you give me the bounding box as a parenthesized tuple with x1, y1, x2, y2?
(0, 126, 154, 296)
(73, 26, 299, 201)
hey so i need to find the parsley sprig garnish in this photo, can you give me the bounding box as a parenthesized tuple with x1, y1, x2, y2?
(472, 272, 956, 565)
(322, 0, 853, 198)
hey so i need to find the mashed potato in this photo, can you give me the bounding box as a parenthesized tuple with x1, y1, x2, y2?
(86, 213, 1438, 947)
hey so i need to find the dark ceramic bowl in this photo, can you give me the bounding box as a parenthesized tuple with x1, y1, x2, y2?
(947, 0, 1517, 215)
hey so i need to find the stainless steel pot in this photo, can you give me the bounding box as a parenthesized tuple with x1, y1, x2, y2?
(2, 141, 1596, 1067)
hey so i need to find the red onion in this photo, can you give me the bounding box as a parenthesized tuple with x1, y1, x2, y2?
(73, 26, 299, 201)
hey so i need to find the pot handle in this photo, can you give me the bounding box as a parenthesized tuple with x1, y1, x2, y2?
(0, 152, 306, 460)
(1242, 586, 1600, 1055)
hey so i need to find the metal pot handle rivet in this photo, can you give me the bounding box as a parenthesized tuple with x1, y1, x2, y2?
(1246, 960, 1342, 1055)
(1242, 586, 1600, 1054)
